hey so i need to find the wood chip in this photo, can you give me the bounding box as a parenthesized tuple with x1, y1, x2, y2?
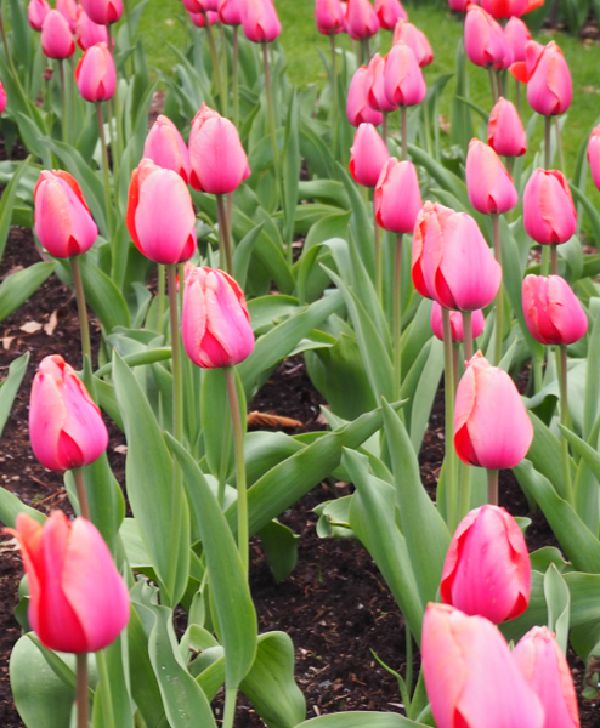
(43, 310, 58, 335)
(20, 321, 42, 333)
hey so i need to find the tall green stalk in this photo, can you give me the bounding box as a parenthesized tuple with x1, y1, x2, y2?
(216, 193, 233, 273)
(329, 34, 338, 157)
(96, 103, 113, 239)
(400, 106, 408, 161)
(59, 59, 68, 143)
(222, 685, 238, 728)
(77, 653, 88, 728)
(373, 207, 382, 303)
(492, 214, 503, 364)
(205, 14, 224, 113)
(487, 468, 499, 505)
(393, 233, 403, 399)
(262, 42, 279, 179)
(558, 344, 573, 503)
(232, 26, 240, 126)
(73, 468, 91, 520)
(106, 26, 121, 178)
(70, 256, 92, 366)
(442, 308, 458, 530)
(462, 310, 473, 361)
(168, 265, 184, 445)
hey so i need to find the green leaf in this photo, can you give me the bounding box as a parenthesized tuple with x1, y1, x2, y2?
(296, 710, 427, 727)
(0, 158, 31, 260)
(282, 91, 300, 247)
(0, 487, 45, 528)
(544, 564, 570, 654)
(526, 412, 569, 497)
(79, 255, 131, 332)
(259, 521, 299, 583)
(128, 605, 166, 728)
(0, 261, 55, 321)
(0, 352, 28, 438)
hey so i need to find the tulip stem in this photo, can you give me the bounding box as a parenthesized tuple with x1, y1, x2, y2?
(555, 117, 565, 172)
(96, 103, 113, 238)
(59, 59, 68, 144)
(492, 214, 503, 365)
(487, 468, 499, 505)
(462, 310, 473, 361)
(168, 265, 184, 444)
(262, 42, 278, 175)
(225, 366, 248, 579)
(106, 26, 121, 181)
(360, 38, 370, 66)
(330, 35, 338, 157)
(514, 75, 521, 114)
(76, 653, 88, 728)
(73, 467, 91, 520)
(544, 114, 551, 169)
(488, 67, 498, 104)
(232, 26, 239, 127)
(222, 685, 238, 728)
(393, 233, 403, 400)
(558, 344, 573, 503)
(550, 244, 558, 276)
(442, 308, 458, 530)
(205, 14, 223, 113)
(374, 208, 382, 304)
(216, 193, 233, 274)
(400, 106, 408, 161)
(157, 264, 166, 332)
(452, 342, 460, 395)
(70, 256, 92, 367)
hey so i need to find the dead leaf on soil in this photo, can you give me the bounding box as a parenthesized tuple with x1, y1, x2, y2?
(44, 310, 58, 336)
(1, 335, 14, 350)
(20, 321, 42, 334)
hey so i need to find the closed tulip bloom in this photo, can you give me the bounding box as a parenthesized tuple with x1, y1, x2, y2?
(367, 54, 397, 113)
(345, 0, 379, 39)
(41, 10, 75, 59)
(430, 302, 485, 343)
(34, 170, 98, 258)
(588, 126, 600, 191)
(0, 82, 6, 114)
(422, 604, 544, 728)
(76, 10, 108, 50)
(12, 511, 129, 653)
(464, 5, 510, 70)
(144, 114, 191, 183)
(218, 0, 242, 24)
(504, 17, 530, 62)
(454, 352, 533, 468)
(523, 169, 577, 244)
(127, 159, 197, 265)
(374, 158, 421, 233)
(466, 139, 517, 215)
(392, 20, 433, 67)
(374, 0, 407, 30)
(187, 9, 219, 26)
(75, 42, 116, 103)
(57, 0, 79, 32)
(81, 0, 122, 25)
(527, 41, 571, 116)
(448, 0, 469, 11)
(522, 275, 588, 346)
(28, 0, 50, 31)
(315, 0, 345, 34)
(346, 66, 384, 126)
(513, 627, 580, 728)
(384, 42, 426, 107)
(480, 0, 529, 18)
(29, 355, 108, 471)
(182, 266, 255, 368)
(242, 0, 281, 42)
(349, 123, 389, 188)
(510, 39, 544, 84)
(488, 97, 526, 157)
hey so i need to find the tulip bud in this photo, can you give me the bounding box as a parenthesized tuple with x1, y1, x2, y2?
(488, 97, 526, 157)
(454, 352, 533, 468)
(374, 158, 421, 233)
(0, 82, 6, 114)
(28, 0, 50, 31)
(588, 126, 600, 192)
(527, 41, 572, 116)
(367, 53, 397, 113)
(241, 0, 281, 42)
(41, 10, 75, 59)
(345, 0, 379, 40)
(430, 301, 485, 343)
(346, 66, 384, 126)
(76, 9, 108, 50)
(126, 159, 197, 265)
(522, 274, 588, 346)
(75, 42, 116, 103)
(81, 0, 123, 25)
(29, 355, 108, 471)
(374, 0, 407, 31)
(466, 138, 517, 215)
(504, 16, 530, 62)
(315, 0, 345, 34)
(384, 42, 426, 107)
(480, 0, 529, 19)
(464, 5, 510, 69)
(182, 266, 255, 368)
(34, 170, 98, 258)
(349, 123, 389, 188)
(510, 39, 544, 84)
(218, 0, 242, 25)
(392, 20, 433, 67)
(422, 604, 544, 728)
(144, 114, 190, 183)
(513, 626, 580, 728)
(186, 9, 219, 26)
(11, 511, 129, 653)
(523, 169, 577, 245)
(57, 0, 79, 32)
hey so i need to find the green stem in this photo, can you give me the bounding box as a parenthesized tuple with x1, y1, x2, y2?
(73, 467, 91, 520)
(330, 34, 338, 157)
(492, 214, 503, 364)
(262, 42, 278, 168)
(60, 59, 68, 143)
(558, 344, 573, 503)
(77, 653, 88, 728)
(452, 343, 460, 395)
(222, 685, 238, 728)
(400, 106, 408, 161)
(157, 264, 166, 332)
(442, 308, 458, 530)
(232, 26, 239, 127)
(487, 468, 499, 505)
(514, 75, 521, 113)
(168, 265, 183, 443)
(405, 627, 413, 697)
(555, 117, 565, 172)
(360, 37, 370, 66)
(495, 69, 504, 98)
(96, 103, 113, 239)
(544, 114, 551, 169)
(70, 256, 92, 366)
(550, 244, 558, 275)
(0, 11, 15, 75)
(216, 193, 233, 273)
(382, 113, 388, 149)
(393, 233, 403, 400)
(374, 206, 382, 303)
(205, 14, 223, 112)
(106, 26, 121, 181)
(462, 310, 473, 361)
(488, 66, 498, 103)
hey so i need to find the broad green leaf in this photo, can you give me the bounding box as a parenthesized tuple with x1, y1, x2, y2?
(0, 352, 28, 438)
(282, 91, 300, 247)
(92, 638, 134, 728)
(0, 261, 55, 321)
(0, 486, 45, 527)
(408, 339, 443, 452)
(200, 368, 232, 481)
(526, 412, 569, 498)
(244, 431, 303, 486)
(544, 564, 570, 653)
(259, 521, 299, 583)
(0, 158, 31, 260)
(79, 255, 131, 332)
(128, 605, 166, 728)
(296, 713, 426, 728)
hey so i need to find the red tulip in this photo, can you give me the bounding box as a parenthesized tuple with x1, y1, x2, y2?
(527, 41, 571, 116)
(374, 158, 421, 233)
(28, 0, 50, 31)
(523, 169, 577, 244)
(41, 10, 75, 59)
(384, 41, 426, 107)
(241, 0, 281, 42)
(464, 5, 510, 70)
(11, 511, 129, 653)
(346, 66, 384, 126)
(76, 9, 108, 50)
(345, 0, 379, 40)
(522, 274, 588, 346)
(186, 9, 219, 26)
(144, 114, 191, 183)
(81, 0, 123, 25)
(448, 0, 468, 11)
(504, 16, 530, 62)
(29, 355, 108, 472)
(75, 42, 116, 102)
(488, 97, 526, 157)
(374, 0, 407, 30)
(430, 301, 485, 343)
(315, 0, 345, 34)
(366, 53, 397, 113)
(480, 0, 529, 19)
(392, 20, 433, 67)
(0, 82, 6, 114)
(349, 123, 389, 188)
(588, 125, 600, 192)
(454, 352, 533, 468)
(466, 138, 517, 215)
(218, 0, 242, 24)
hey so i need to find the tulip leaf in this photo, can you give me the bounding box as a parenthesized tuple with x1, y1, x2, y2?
(544, 564, 570, 654)
(0, 487, 45, 528)
(296, 710, 427, 727)
(282, 91, 300, 248)
(526, 412, 570, 498)
(128, 605, 167, 728)
(0, 351, 28, 438)
(0, 261, 55, 322)
(78, 255, 131, 333)
(259, 521, 299, 583)
(0, 157, 31, 260)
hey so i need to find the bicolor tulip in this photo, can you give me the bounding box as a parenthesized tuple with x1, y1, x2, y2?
(41, 10, 75, 59)
(76, 10, 109, 50)
(75, 42, 116, 102)
(522, 274, 588, 346)
(480, 0, 529, 18)
(367, 54, 397, 113)
(11, 511, 129, 653)
(440, 505, 531, 623)
(0, 82, 6, 114)
(464, 5, 510, 69)
(182, 266, 255, 368)
(34, 170, 98, 258)
(81, 0, 123, 25)
(527, 41, 571, 116)
(29, 355, 108, 471)
(430, 302, 485, 343)
(513, 627, 580, 728)
(345, 0, 379, 39)
(454, 352, 533, 468)
(384, 41, 426, 107)
(504, 16, 530, 62)
(241, 0, 281, 42)
(349, 123, 389, 188)
(392, 20, 433, 67)
(488, 97, 527, 157)
(374, 0, 407, 30)
(466, 139, 517, 215)
(126, 159, 197, 264)
(57, 0, 79, 32)
(28, 0, 50, 31)
(412, 202, 501, 311)
(522, 169, 577, 244)
(346, 66, 384, 126)
(144, 114, 191, 183)
(587, 125, 600, 191)
(374, 158, 421, 233)
(422, 604, 544, 728)
(218, 0, 242, 24)
(315, 0, 345, 34)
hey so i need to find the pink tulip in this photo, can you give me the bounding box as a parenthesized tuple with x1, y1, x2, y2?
(346, 66, 384, 126)
(11, 511, 129, 653)
(57, 0, 79, 32)
(315, 0, 345, 34)
(480, 0, 529, 18)
(34, 170, 98, 258)
(188, 106, 250, 193)
(430, 302, 485, 342)
(29, 355, 108, 471)
(144, 115, 190, 183)
(0, 82, 6, 114)
(186, 9, 219, 26)
(588, 125, 600, 191)
(182, 266, 255, 368)
(186, 0, 218, 9)
(349, 123, 389, 188)
(76, 10, 109, 50)
(466, 138, 517, 215)
(422, 604, 544, 728)
(75, 42, 116, 103)
(522, 274, 588, 346)
(513, 627, 580, 728)
(504, 17, 530, 62)
(41, 10, 75, 59)
(464, 5, 510, 69)
(218, 0, 242, 24)
(440, 505, 531, 623)
(126, 159, 197, 265)
(488, 97, 526, 157)
(454, 352, 533, 468)
(510, 39, 544, 84)
(412, 202, 501, 311)
(523, 169, 577, 244)
(374, 0, 407, 30)
(392, 20, 433, 67)
(527, 41, 572, 116)
(28, 0, 50, 31)
(241, 0, 281, 42)
(345, 0, 379, 39)
(366, 53, 397, 113)
(448, 0, 468, 11)
(374, 158, 421, 233)
(81, 0, 123, 25)
(384, 42, 426, 107)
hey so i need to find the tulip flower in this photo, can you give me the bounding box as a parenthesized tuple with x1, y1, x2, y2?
(522, 275, 588, 346)
(186, 9, 219, 26)
(75, 42, 116, 103)
(76, 10, 109, 50)
(430, 302, 485, 343)
(513, 627, 580, 728)
(440, 505, 531, 623)
(522, 169, 577, 244)
(144, 114, 191, 183)
(412, 203, 501, 311)
(466, 139, 517, 215)
(11, 511, 129, 653)
(241, 0, 281, 42)
(28, 0, 50, 31)
(374, 0, 407, 30)
(480, 0, 529, 18)
(315, 0, 345, 34)
(57, 0, 79, 32)
(384, 41, 426, 107)
(488, 97, 527, 157)
(587, 125, 600, 192)
(81, 0, 123, 25)
(448, 0, 468, 11)
(510, 39, 544, 84)
(218, 0, 242, 24)
(454, 352, 533, 469)
(367, 53, 397, 113)
(504, 16, 530, 62)
(126, 159, 197, 265)
(41, 10, 75, 59)
(184, 0, 218, 9)
(29, 355, 108, 472)
(464, 5, 510, 70)
(422, 604, 544, 728)
(349, 123, 389, 188)
(527, 41, 572, 116)
(0, 82, 6, 114)
(34, 170, 98, 258)
(374, 158, 421, 233)
(346, 66, 384, 126)
(392, 20, 433, 67)
(345, 0, 379, 40)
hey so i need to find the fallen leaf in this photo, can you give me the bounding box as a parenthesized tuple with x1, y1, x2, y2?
(247, 411, 303, 428)
(44, 310, 58, 335)
(20, 321, 42, 334)
(1, 336, 14, 350)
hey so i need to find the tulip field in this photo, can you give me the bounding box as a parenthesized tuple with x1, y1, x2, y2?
(4, 0, 600, 725)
